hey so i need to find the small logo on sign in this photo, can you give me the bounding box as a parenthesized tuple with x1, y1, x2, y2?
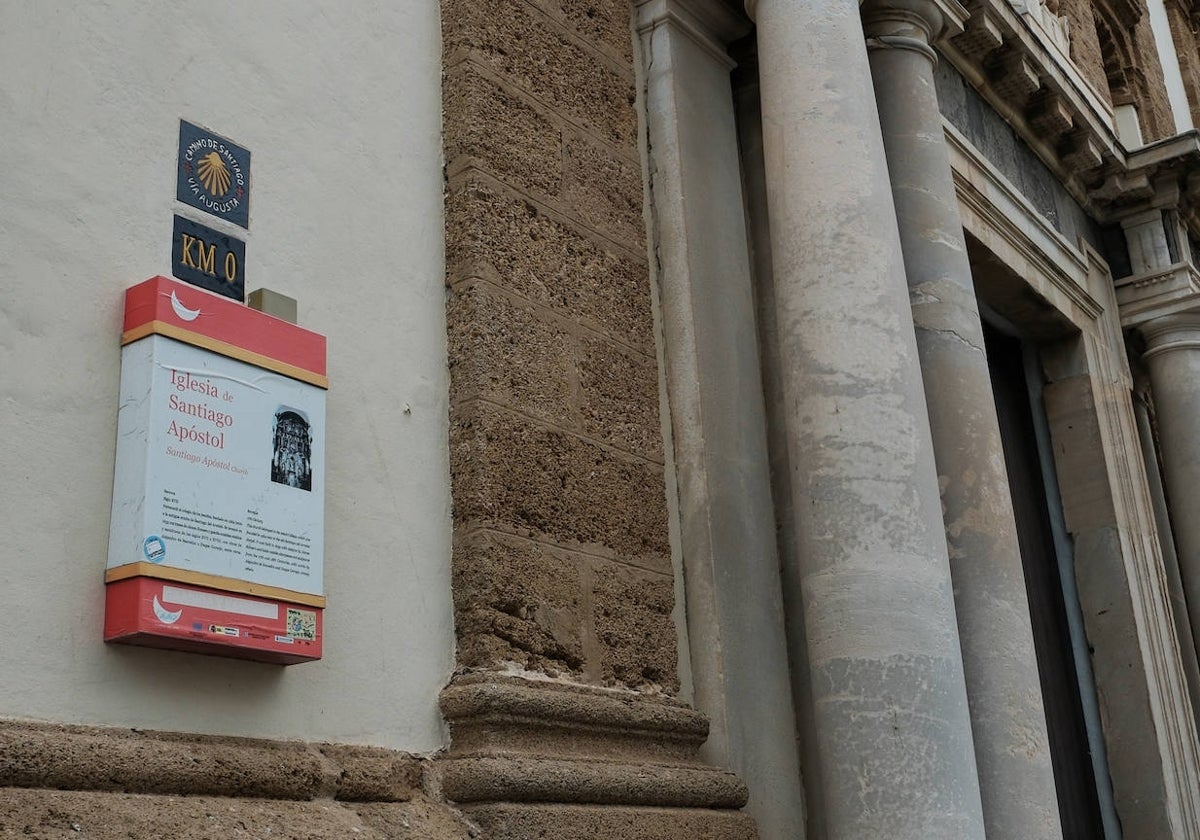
(143, 535, 167, 563)
(170, 290, 201, 321)
(152, 595, 183, 625)
(286, 608, 317, 641)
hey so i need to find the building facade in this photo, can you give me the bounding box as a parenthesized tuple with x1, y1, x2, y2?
(4, 0, 1200, 837)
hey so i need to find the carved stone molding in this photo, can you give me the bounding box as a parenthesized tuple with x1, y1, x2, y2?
(937, 0, 1199, 221)
(436, 676, 756, 838)
(0, 718, 476, 838)
(940, 1, 1121, 208)
(637, 0, 751, 67)
(862, 0, 970, 63)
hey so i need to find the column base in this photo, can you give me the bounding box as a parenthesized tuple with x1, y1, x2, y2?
(437, 674, 756, 837)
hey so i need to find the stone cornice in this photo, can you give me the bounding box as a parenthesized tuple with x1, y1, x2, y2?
(1106, 135, 1200, 328)
(944, 1, 1200, 228)
(736, 0, 1197, 228)
(940, 0, 1122, 210)
(1115, 262, 1200, 327)
(1092, 133, 1200, 224)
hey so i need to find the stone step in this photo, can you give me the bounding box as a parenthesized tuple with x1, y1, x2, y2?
(463, 803, 758, 840)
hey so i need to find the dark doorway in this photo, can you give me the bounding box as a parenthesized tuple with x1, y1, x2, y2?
(984, 322, 1107, 839)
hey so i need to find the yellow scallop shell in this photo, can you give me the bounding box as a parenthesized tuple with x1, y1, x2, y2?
(197, 151, 232, 197)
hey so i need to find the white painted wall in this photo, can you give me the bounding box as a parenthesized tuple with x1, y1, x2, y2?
(0, 0, 453, 751)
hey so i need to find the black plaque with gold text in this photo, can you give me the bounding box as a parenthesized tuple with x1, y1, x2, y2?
(171, 215, 246, 302)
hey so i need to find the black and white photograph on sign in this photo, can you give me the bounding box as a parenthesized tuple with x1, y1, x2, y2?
(271, 408, 312, 491)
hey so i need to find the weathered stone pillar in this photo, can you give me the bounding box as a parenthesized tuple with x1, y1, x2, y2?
(747, 1, 985, 836)
(438, 0, 756, 835)
(1142, 314, 1200, 659)
(862, 3, 1063, 837)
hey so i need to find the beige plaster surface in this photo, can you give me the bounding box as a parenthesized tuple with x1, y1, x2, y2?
(0, 1, 454, 750)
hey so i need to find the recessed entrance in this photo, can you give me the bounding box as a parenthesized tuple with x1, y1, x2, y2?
(984, 320, 1113, 838)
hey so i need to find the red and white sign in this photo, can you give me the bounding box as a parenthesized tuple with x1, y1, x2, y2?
(105, 277, 327, 663)
(105, 577, 321, 665)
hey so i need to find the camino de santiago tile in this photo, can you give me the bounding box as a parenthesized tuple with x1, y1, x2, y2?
(177, 120, 250, 228)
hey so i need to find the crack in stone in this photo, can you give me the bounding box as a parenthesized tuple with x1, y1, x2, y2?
(919, 325, 985, 356)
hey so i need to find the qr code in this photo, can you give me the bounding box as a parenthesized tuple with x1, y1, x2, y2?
(286, 608, 317, 640)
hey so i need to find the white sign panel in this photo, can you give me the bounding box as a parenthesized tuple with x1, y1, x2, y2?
(108, 334, 325, 596)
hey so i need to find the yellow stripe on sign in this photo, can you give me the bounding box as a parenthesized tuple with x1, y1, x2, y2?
(105, 562, 327, 608)
(121, 321, 330, 389)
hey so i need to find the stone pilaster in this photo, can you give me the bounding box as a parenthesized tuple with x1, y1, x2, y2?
(862, 2, 1063, 837)
(1113, 179, 1200, 665)
(747, 1, 985, 836)
(635, 1, 805, 835)
(1141, 314, 1200, 660)
(439, 0, 757, 834)
(1106, 160, 1200, 837)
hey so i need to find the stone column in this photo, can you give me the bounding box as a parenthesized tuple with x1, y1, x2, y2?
(862, 3, 1063, 838)
(748, 1, 986, 836)
(1142, 313, 1200, 659)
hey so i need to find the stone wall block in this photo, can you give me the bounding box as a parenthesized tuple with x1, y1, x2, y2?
(0, 789, 474, 840)
(450, 403, 671, 562)
(448, 283, 578, 428)
(444, 65, 563, 198)
(1069, 525, 1175, 838)
(453, 530, 587, 675)
(530, 0, 636, 65)
(0, 723, 325, 801)
(1042, 374, 1116, 534)
(1166, 2, 1200, 128)
(590, 559, 677, 692)
(463, 803, 758, 840)
(577, 333, 663, 461)
(317, 745, 424, 803)
(564, 133, 646, 247)
(1131, 13, 1176, 141)
(442, 0, 637, 147)
(444, 179, 654, 353)
(1057, 0, 1110, 106)
(354, 797, 478, 838)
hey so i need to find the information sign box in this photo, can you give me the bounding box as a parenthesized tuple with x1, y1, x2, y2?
(106, 276, 327, 663)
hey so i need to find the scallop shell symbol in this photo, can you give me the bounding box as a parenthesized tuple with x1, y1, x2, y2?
(196, 151, 232, 197)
